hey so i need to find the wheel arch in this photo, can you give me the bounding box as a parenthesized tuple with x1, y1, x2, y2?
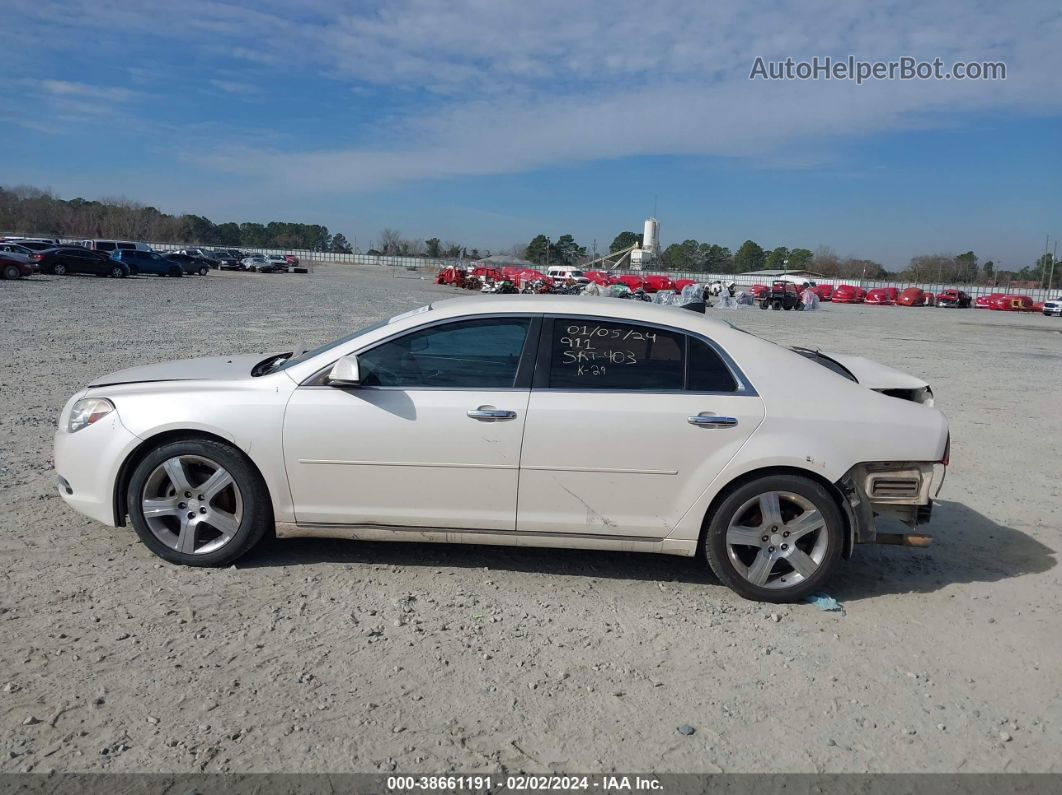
(112, 429, 271, 527)
(698, 465, 854, 560)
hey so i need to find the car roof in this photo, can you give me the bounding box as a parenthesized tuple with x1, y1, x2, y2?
(427, 294, 732, 331)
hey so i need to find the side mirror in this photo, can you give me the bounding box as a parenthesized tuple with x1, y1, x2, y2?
(327, 354, 361, 387)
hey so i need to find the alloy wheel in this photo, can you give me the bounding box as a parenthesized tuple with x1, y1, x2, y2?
(725, 490, 829, 590)
(141, 455, 243, 555)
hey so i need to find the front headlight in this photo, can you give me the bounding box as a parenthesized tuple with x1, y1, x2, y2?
(67, 398, 115, 433)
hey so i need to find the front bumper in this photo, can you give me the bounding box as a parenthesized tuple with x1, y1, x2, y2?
(54, 413, 141, 527)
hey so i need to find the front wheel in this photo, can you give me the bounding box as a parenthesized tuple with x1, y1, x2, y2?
(2, 263, 21, 280)
(704, 474, 844, 602)
(111, 265, 126, 278)
(199, 266, 209, 276)
(127, 438, 272, 566)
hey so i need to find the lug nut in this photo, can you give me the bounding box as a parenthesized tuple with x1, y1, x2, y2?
(768, 546, 774, 553)
(199, 507, 207, 514)
(178, 502, 187, 509)
(783, 531, 790, 537)
(187, 512, 195, 520)
(197, 494, 204, 501)
(184, 491, 192, 498)
(761, 536, 769, 543)
(781, 543, 788, 550)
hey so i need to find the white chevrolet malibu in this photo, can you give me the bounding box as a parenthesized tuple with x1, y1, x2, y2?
(55, 296, 949, 602)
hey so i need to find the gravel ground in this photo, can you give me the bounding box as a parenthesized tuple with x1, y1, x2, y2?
(1, 263, 1059, 774)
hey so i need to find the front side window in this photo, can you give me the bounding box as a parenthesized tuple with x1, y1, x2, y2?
(548, 320, 684, 390)
(96, 241, 116, 252)
(359, 317, 531, 389)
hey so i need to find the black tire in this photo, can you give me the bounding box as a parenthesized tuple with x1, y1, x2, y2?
(795, 302, 805, 311)
(771, 300, 782, 310)
(759, 300, 768, 310)
(703, 474, 844, 603)
(169, 266, 183, 277)
(111, 265, 126, 278)
(199, 266, 209, 276)
(127, 438, 272, 567)
(2, 263, 21, 280)
(53, 263, 67, 276)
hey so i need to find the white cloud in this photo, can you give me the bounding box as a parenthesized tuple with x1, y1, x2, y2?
(8, 0, 1062, 190)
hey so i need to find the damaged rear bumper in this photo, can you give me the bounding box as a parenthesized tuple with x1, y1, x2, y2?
(836, 461, 942, 552)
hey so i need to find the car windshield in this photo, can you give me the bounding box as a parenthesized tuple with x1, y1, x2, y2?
(269, 314, 412, 374)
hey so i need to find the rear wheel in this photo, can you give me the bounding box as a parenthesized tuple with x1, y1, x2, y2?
(53, 263, 67, 275)
(771, 299, 782, 310)
(704, 474, 844, 602)
(111, 265, 126, 278)
(169, 266, 182, 277)
(127, 438, 272, 566)
(198, 266, 209, 276)
(2, 264, 21, 280)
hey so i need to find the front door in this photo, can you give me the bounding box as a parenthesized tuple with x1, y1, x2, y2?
(516, 317, 765, 539)
(283, 316, 536, 530)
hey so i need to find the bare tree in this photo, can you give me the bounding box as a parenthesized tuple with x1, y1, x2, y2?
(378, 228, 402, 255)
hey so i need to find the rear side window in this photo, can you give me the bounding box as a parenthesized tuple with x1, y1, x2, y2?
(688, 338, 738, 392)
(548, 320, 684, 390)
(117, 242, 135, 250)
(96, 241, 116, 252)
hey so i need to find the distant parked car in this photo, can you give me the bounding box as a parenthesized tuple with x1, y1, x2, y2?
(162, 252, 211, 276)
(1043, 296, 1062, 317)
(936, 289, 972, 308)
(33, 247, 128, 277)
(897, 288, 928, 307)
(864, 288, 895, 305)
(807, 285, 833, 301)
(111, 250, 183, 277)
(0, 253, 34, 279)
(642, 274, 676, 293)
(3, 236, 61, 247)
(241, 254, 271, 272)
(12, 240, 56, 252)
(266, 255, 290, 272)
(78, 239, 153, 254)
(989, 294, 1035, 312)
(832, 285, 866, 304)
(974, 293, 1003, 309)
(283, 254, 299, 266)
(176, 248, 221, 268)
(0, 242, 34, 261)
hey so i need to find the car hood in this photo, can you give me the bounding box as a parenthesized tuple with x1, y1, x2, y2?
(821, 352, 929, 391)
(88, 354, 265, 387)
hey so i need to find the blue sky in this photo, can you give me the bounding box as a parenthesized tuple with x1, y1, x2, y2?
(1, 0, 1059, 269)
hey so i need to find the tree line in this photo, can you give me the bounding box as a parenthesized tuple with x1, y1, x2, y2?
(0, 185, 352, 252)
(6, 185, 1053, 286)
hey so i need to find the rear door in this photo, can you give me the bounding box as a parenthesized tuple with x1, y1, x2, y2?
(515, 316, 765, 539)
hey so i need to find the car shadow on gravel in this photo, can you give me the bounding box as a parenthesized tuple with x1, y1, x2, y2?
(240, 500, 1054, 598)
(830, 499, 1055, 602)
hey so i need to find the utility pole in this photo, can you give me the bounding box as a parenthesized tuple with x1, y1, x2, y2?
(1050, 239, 1058, 292)
(1043, 235, 1051, 289)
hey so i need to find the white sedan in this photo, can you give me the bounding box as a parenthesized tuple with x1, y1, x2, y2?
(54, 296, 950, 602)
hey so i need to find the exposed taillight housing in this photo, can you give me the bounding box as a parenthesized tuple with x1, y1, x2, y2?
(31, 253, 42, 261)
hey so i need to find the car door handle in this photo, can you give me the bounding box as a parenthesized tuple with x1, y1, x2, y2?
(688, 414, 739, 428)
(467, 408, 517, 421)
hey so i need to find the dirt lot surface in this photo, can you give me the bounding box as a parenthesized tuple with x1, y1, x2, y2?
(1, 264, 1059, 773)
